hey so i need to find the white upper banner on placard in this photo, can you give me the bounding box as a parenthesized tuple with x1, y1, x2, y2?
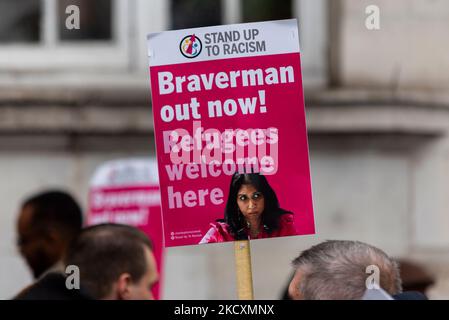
(147, 19, 300, 67)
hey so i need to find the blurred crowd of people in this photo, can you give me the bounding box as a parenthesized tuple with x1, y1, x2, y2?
(11, 189, 435, 300)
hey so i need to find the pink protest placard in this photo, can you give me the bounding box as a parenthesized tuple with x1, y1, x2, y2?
(87, 158, 164, 299)
(147, 19, 315, 247)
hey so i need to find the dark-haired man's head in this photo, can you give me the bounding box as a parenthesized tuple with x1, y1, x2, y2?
(17, 190, 83, 279)
(65, 224, 158, 300)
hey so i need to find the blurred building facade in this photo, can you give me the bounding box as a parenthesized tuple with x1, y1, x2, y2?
(1, 0, 449, 299)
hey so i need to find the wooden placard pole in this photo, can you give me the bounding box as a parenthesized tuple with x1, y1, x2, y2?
(234, 240, 254, 300)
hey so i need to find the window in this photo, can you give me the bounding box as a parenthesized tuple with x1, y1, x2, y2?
(0, 0, 129, 72)
(58, 0, 112, 41)
(171, 0, 222, 29)
(168, 0, 328, 88)
(0, 0, 41, 43)
(242, 0, 292, 22)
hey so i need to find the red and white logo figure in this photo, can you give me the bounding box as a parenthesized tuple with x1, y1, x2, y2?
(180, 34, 202, 58)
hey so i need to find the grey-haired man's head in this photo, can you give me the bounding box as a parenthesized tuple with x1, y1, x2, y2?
(288, 240, 402, 300)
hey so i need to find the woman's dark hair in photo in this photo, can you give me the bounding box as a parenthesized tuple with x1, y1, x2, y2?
(222, 173, 290, 240)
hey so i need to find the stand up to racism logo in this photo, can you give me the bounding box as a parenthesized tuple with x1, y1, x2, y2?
(180, 34, 202, 58)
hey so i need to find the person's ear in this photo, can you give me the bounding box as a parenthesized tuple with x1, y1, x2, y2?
(288, 270, 304, 300)
(117, 273, 133, 300)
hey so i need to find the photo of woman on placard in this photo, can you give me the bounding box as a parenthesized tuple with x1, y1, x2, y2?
(199, 173, 297, 244)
